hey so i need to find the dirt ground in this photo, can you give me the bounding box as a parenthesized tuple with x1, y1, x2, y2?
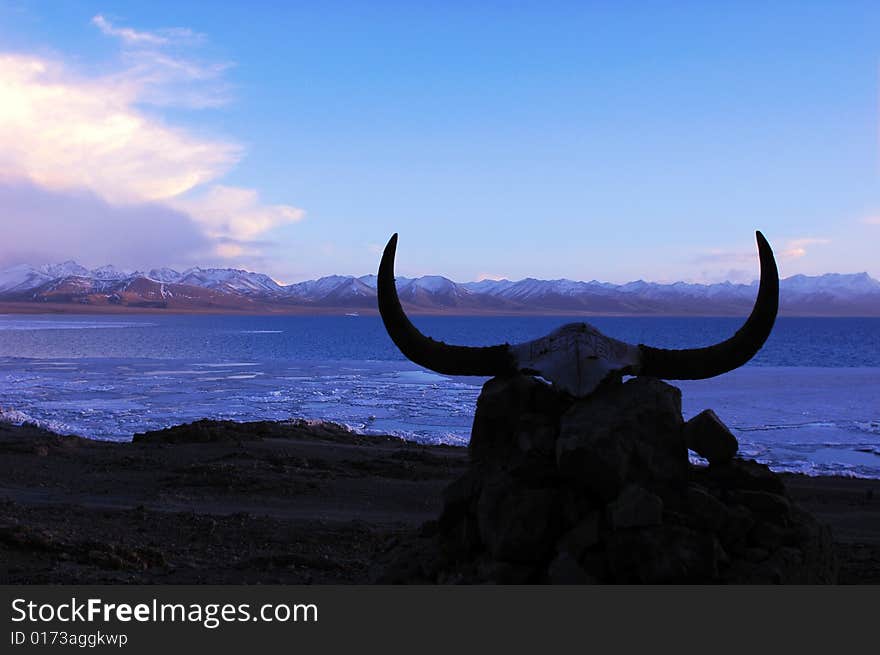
(0, 420, 877, 584)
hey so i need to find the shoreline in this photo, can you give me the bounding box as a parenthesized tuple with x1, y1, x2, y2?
(1, 418, 878, 583)
(4, 411, 880, 482)
(3, 363, 879, 479)
(2, 303, 879, 318)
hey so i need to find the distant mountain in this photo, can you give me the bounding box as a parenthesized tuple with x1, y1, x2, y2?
(0, 260, 877, 316)
(175, 267, 283, 296)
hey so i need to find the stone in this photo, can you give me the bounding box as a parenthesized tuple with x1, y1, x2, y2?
(476, 559, 535, 584)
(559, 488, 600, 527)
(683, 409, 739, 464)
(733, 490, 791, 518)
(379, 373, 838, 585)
(476, 476, 560, 563)
(375, 538, 443, 584)
(439, 470, 481, 529)
(607, 485, 663, 530)
(743, 547, 770, 563)
(708, 459, 786, 494)
(547, 551, 596, 584)
(557, 378, 686, 501)
(556, 418, 632, 501)
(605, 525, 718, 583)
(686, 485, 729, 533)
(750, 521, 786, 550)
(557, 512, 601, 559)
(516, 417, 558, 457)
(445, 516, 483, 559)
(469, 375, 569, 466)
(718, 504, 755, 548)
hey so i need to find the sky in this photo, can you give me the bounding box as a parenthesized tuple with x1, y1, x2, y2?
(0, 1, 878, 285)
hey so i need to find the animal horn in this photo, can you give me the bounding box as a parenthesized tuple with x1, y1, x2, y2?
(638, 230, 779, 379)
(377, 234, 517, 376)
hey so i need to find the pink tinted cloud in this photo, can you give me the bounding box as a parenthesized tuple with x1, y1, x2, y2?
(0, 53, 239, 204)
(0, 180, 210, 269)
(0, 16, 305, 265)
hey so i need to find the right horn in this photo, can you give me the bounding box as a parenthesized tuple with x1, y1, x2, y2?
(638, 230, 779, 380)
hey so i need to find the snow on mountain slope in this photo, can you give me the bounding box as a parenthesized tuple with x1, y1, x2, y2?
(40, 261, 90, 279)
(177, 267, 283, 295)
(0, 259, 877, 314)
(461, 279, 515, 294)
(284, 275, 359, 300)
(0, 264, 52, 294)
(782, 272, 880, 296)
(91, 265, 131, 280)
(395, 276, 471, 307)
(357, 274, 379, 289)
(146, 268, 182, 283)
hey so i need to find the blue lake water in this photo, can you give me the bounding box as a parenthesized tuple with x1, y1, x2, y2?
(0, 314, 878, 478)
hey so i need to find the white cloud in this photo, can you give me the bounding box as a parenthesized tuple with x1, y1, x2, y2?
(694, 236, 829, 265)
(91, 13, 230, 109)
(0, 180, 211, 270)
(91, 14, 201, 47)
(174, 185, 305, 250)
(780, 237, 830, 260)
(692, 248, 756, 266)
(688, 234, 831, 282)
(0, 54, 239, 203)
(0, 17, 305, 267)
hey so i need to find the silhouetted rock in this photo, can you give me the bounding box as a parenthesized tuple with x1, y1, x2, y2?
(607, 485, 663, 529)
(684, 409, 739, 464)
(133, 418, 361, 444)
(547, 551, 595, 584)
(557, 378, 686, 502)
(378, 373, 838, 584)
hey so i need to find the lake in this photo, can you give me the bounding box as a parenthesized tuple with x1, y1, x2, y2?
(0, 314, 878, 477)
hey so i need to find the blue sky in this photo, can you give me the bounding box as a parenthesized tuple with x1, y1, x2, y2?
(0, 1, 878, 284)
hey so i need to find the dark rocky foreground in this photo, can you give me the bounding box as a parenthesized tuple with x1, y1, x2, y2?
(0, 390, 878, 584)
(0, 419, 466, 583)
(378, 376, 879, 584)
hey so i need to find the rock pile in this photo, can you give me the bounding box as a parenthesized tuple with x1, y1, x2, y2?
(378, 375, 837, 584)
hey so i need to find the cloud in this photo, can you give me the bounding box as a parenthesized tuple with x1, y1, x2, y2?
(0, 54, 239, 204)
(862, 216, 880, 225)
(780, 237, 830, 260)
(692, 268, 755, 284)
(0, 180, 211, 269)
(173, 185, 305, 247)
(691, 248, 756, 266)
(694, 236, 830, 266)
(91, 14, 228, 110)
(0, 17, 305, 268)
(113, 52, 233, 109)
(688, 235, 830, 282)
(91, 14, 201, 47)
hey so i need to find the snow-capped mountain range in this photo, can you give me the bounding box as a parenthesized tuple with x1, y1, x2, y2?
(0, 260, 878, 315)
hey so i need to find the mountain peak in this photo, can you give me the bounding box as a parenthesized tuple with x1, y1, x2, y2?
(40, 261, 90, 278)
(0, 260, 877, 315)
(91, 265, 130, 280)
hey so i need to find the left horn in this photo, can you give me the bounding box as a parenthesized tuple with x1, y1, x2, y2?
(377, 234, 517, 376)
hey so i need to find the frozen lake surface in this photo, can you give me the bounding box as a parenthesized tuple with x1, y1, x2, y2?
(0, 314, 877, 478)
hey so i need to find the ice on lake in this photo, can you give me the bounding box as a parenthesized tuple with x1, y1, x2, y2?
(0, 313, 877, 478)
(0, 357, 878, 478)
